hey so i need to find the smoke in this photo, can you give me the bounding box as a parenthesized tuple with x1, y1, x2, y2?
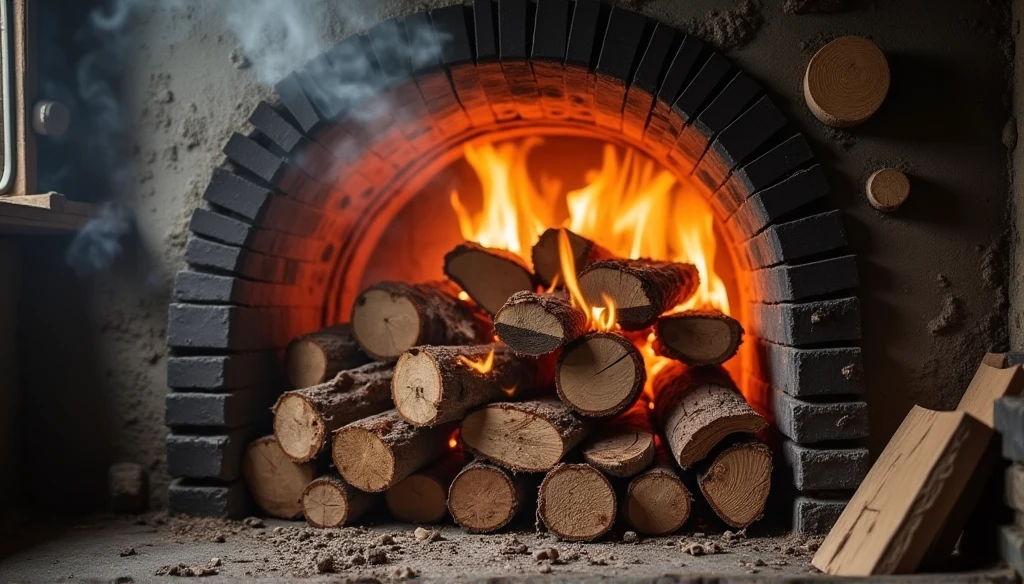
(65, 202, 135, 277)
(223, 0, 324, 86)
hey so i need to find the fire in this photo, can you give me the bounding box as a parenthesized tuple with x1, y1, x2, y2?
(448, 428, 460, 449)
(557, 228, 617, 332)
(457, 349, 495, 374)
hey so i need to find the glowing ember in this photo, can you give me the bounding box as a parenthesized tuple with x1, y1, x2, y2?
(448, 429, 460, 449)
(457, 349, 495, 374)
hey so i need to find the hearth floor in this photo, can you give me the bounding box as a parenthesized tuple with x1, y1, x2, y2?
(0, 515, 1014, 583)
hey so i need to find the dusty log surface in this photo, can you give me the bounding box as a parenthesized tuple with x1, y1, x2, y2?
(243, 435, 317, 519)
(653, 363, 767, 468)
(581, 398, 656, 478)
(285, 324, 368, 389)
(332, 410, 454, 492)
(698, 440, 773, 529)
(494, 291, 588, 356)
(460, 399, 592, 472)
(538, 463, 616, 542)
(654, 310, 744, 366)
(273, 362, 394, 463)
(447, 461, 528, 533)
(531, 228, 616, 287)
(578, 259, 699, 330)
(385, 448, 464, 524)
(443, 242, 536, 315)
(350, 280, 492, 361)
(624, 446, 693, 535)
(556, 332, 646, 417)
(301, 474, 376, 528)
(392, 344, 548, 427)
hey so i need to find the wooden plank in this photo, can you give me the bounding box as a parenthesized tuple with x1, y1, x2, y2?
(10, 0, 35, 196)
(957, 362, 1024, 429)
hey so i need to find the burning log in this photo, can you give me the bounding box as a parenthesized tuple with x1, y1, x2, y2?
(653, 363, 767, 468)
(537, 463, 617, 542)
(653, 310, 744, 366)
(284, 324, 368, 389)
(243, 435, 317, 519)
(350, 281, 492, 361)
(273, 362, 394, 463)
(460, 399, 591, 472)
(392, 344, 548, 427)
(332, 411, 453, 492)
(578, 259, 699, 330)
(302, 475, 376, 528)
(531, 227, 616, 287)
(385, 449, 464, 524)
(623, 446, 693, 535)
(556, 332, 646, 418)
(443, 242, 536, 315)
(698, 440, 773, 529)
(447, 461, 529, 533)
(581, 398, 656, 478)
(493, 291, 588, 356)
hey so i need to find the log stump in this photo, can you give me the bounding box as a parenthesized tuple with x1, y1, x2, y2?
(538, 463, 616, 542)
(556, 332, 645, 417)
(803, 35, 889, 128)
(447, 461, 527, 533)
(302, 475, 376, 528)
(285, 324, 368, 389)
(698, 440, 773, 529)
(243, 435, 317, 519)
(385, 449, 464, 523)
(581, 399, 656, 478)
(654, 310, 744, 366)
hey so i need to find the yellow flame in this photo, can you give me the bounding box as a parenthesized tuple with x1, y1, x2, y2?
(557, 229, 617, 332)
(457, 290, 470, 301)
(457, 349, 495, 374)
(448, 429, 460, 449)
(448, 437, 458, 448)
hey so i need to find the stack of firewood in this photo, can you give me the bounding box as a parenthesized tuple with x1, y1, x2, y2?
(242, 228, 771, 541)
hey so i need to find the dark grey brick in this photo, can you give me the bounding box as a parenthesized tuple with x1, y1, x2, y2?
(173, 271, 240, 305)
(731, 165, 829, 238)
(498, 0, 528, 60)
(744, 210, 848, 269)
(754, 255, 859, 303)
(657, 35, 704, 105)
(1001, 526, 1024, 578)
(473, 0, 498, 61)
(202, 168, 272, 223)
(368, 19, 412, 79)
(188, 209, 252, 248)
(166, 387, 274, 430)
(695, 97, 789, 191)
(274, 73, 324, 135)
(432, 4, 474, 66)
(405, 13, 442, 73)
(755, 297, 861, 347)
(565, 0, 601, 67)
(532, 0, 568, 61)
(1006, 353, 1024, 367)
(168, 478, 248, 518)
(596, 7, 646, 82)
(782, 441, 869, 492)
(167, 304, 276, 351)
(996, 397, 1024, 462)
(166, 427, 257, 481)
(711, 134, 814, 221)
(676, 72, 760, 164)
(761, 341, 863, 397)
(671, 53, 731, 124)
(184, 236, 291, 284)
(773, 388, 869, 444)
(223, 132, 287, 186)
(167, 353, 277, 391)
(793, 496, 848, 534)
(249, 102, 305, 155)
(632, 24, 676, 96)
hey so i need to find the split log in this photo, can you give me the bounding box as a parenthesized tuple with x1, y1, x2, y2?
(285, 324, 368, 389)
(556, 332, 645, 417)
(392, 344, 548, 427)
(578, 259, 699, 330)
(538, 463, 616, 542)
(301, 474, 376, 528)
(332, 410, 453, 492)
(494, 291, 588, 356)
(698, 440, 773, 529)
(804, 35, 889, 128)
(460, 399, 592, 472)
(350, 280, 492, 361)
(443, 242, 536, 315)
(243, 435, 317, 519)
(273, 362, 394, 462)
(653, 363, 768, 468)
(623, 446, 693, 535)
(654, 310, 744, 366)
(531, 227, 616, 287)
(581, 398, 656, 478)
(447, 461, 528, 533)
(385, 449, 464, 523)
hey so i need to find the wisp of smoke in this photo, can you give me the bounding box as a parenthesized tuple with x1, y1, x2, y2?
(65, 202, 135, 276)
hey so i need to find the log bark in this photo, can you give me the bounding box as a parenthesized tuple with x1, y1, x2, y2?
(556, 332, 646, 417)
(698, 440, 773, 529)
(385, 448, 464, 523)
(460, 399, 592, 472)
(350, 280, 493, 361)
(447, 461, 529, 533)
(538, 463, 616, 542)
(622, 446, 692, 535)
(302, 474, 377, 528)
(654, 310, 744, 366)
(531, 227, 616, 287)
(653, 362, 767, 468)
(243, 435, 318, 520)
(581, 398, 656, 478)
(494, 291, 588, 356)
(578, 259, 699, 330)
(285, 324, 368, 389)
(273, 362, 394, 463)
(332, 410, 454, 492)
(392, 344, 549, 427)
(443, 242, 536, 315)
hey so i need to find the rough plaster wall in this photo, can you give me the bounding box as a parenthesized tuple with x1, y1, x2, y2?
(14, 0, 1013, 511)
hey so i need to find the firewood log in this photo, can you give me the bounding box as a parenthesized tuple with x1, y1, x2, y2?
(392, 344, 549, 427)
(243, 435, 317, 519)
(447, 461, 529, 533)
(581, 398, 656, 478)
(623, 446, 693, 535)
(653, 362, 767, 468)
(443, 242, 536, 315)
(531, 227, 616, 287)
(285, 324, 368, 389)
(494, 291, 588, 356)
(654, 309, 744, 366)
(698, 440, 773, 529)
(578, 259, 699, 330)
(556, 332, 645, 417)
(385, 448, 464, 523)
(538, 463, 616, 542)
(273, 362, 394, 462)
(332, 410, 454, 492)
(350, 280, 492, 361)
(460, 399, 592, 472)
(301, 474, 376, 528)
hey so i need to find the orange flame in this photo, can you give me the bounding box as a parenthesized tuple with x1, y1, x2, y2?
(448, 428, 460, 449)
(457, 349, 495, 374)
(557, 228, 617, 332)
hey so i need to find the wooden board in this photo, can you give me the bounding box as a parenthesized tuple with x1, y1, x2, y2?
(957, 361, 1024, 428)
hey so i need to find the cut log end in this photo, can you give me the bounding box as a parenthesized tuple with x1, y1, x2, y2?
(386, 475, 448, 523)
(285, 325, 366, 389)
(582, 427, 655, 478)
(302, 475, 374, 528)
(351, 288, 420, 361)
(332, 427, 395, 492)
(557, 332, 646, 417)
(392, 350, 444, 426)
(461, 400, 590, 472)
(273, 393, 325, 463)
(866, 168, 910, 213)
(494, 291, 588, 356)
(803, 35, 889, 128)
(243, 436, 317, 520)
(538, 463, 616, 542)
(624, 467, 692, 535)
(531, 228, 616, 287)
(578, 259, 699, 330)
(444, 242, 535, 315)
(654, 310, 744, 366)
(699, 441, 773, 529)
(448, 462, 523, 533)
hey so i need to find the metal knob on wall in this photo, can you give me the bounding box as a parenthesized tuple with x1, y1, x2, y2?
(32, 100, 70, 137)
